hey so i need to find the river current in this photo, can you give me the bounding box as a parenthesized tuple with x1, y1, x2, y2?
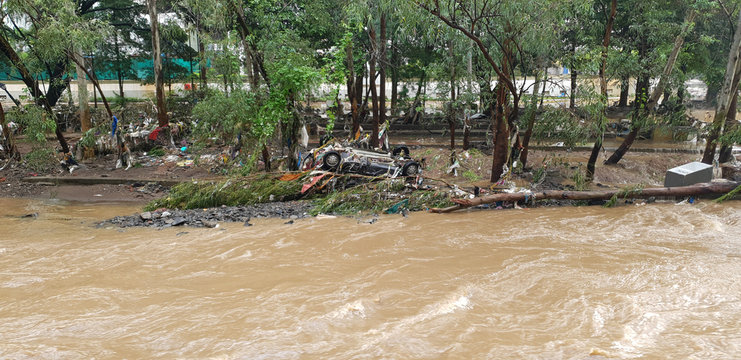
(1, 198, 740, 359)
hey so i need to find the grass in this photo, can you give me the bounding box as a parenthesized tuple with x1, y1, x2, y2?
(462, 169, 481, 182)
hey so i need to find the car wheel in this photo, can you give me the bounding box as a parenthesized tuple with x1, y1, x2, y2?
(301, 154, 315, 171)
(402, 161, 420, 176)
(321, 151, 342, 171)
(392, 146, 410, 158)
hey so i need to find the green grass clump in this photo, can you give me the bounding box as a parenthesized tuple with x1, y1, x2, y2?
(148, 147, 166, 157)
(462, 170, 481, 182)
(145, 174, 305, 210)
(715, 184, 741, 204)
(311, 180, 453, 216)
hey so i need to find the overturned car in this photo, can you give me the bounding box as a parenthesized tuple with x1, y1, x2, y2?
(301, 143, 422, 177)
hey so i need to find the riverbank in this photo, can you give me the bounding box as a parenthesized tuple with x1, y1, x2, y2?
(2, 133, 737, 228)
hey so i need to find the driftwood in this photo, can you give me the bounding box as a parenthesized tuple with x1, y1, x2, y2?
(430, 181, 741, 213)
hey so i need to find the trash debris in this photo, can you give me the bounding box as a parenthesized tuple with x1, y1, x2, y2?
(302, 173, 330, 194)
(447, 160, 460, 177)
(385, 199, 409, 214)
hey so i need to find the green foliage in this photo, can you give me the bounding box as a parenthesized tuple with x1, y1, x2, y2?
(604, 184, 645, 208)
(532, 107, 590, 148)
(148, 147, 166, 157)
(10, 106, 55, 144)
(571, 167, 587, 191)
(191, 89, 267, 149)
(714, 184, 741, 204)
(6, 105, 57, 171)
(78, 128, 98, 150)
(311, 180, 453, 215)
(462, 170, 481, 182)
(144, 175, 306, 210)
(23, 147, 56, 172)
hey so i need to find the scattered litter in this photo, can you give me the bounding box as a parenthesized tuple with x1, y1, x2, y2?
(447, 160, 460, 177)
(385, 199, 409, 214)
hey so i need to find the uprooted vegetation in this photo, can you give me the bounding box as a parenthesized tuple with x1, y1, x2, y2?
(143, 171, 455, 216)
(311, 180, 453, 215)
(144, 173, 305, 211)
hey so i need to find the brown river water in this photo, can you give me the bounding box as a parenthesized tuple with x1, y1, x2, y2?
(1, 198, 740, 359)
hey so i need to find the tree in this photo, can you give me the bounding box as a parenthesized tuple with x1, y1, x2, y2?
(605, 4, 698, 165)
(147, 0, 168, 128)
(0, 0, 111, 152)
(416, 0, 576, 182)
(702, 6, 741, 164)
(586, 0, 617, 181)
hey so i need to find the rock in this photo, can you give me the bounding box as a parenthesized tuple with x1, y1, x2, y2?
(289, 215, 298, 220)
(161, 211, 172, 218)
(244, 220, 253, 227)
(172, 217, 187, 226)
(203, 220, 218, 228)
(140, 212, 152, 220)
(164, 219, 174, 225)
(21, 212, 38, 218)
(284, 220, 294, 225)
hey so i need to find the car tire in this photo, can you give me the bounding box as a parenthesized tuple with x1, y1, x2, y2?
(321, 151, 342, 171)
(392, 146, 411, 158)
(402, 161, 420, 176)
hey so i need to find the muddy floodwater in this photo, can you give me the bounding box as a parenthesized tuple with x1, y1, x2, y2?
(1, 198, 740, 359)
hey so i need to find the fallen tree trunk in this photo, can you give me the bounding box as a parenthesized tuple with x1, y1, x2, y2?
(430, 181, 741, 213)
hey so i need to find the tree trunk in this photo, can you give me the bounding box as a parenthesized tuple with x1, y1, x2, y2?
(606, 10, 696, 165)
(569, 55, 577, 109)
(604, 76, 647, 165)
(379, 14, 387, 130)
(115, 31, 125, 100)
(539, 69, 548, 109)
(587, 0, 617, 181)
(476, 61, 493, 113)
(0, 102, 19, 160)
(347, 42, 360, 138)
(463, 115, 471, 150)
(431, 181, 741, 213)
(198, 30, 207, 89)
(719, 90, 738, 164)
(703, 8, 741, 164)
(448, 41, 456, 150)
(490, 82, 509, 182)
(369, 25, 379, 148)
(662, 88, 671, 105)
(618, 75, 629, 107)
(521, 69, 542, 169)
(390, 42, 399, 116)
(262, 144, 271, 172)
(69, 52, 113, 120)
(147, 0, 169, 128)
(74, 51, 91, 132)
